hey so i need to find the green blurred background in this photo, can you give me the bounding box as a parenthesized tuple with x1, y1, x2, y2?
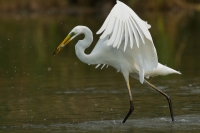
(0, 0, 200, 132)
(0, 0, 200, 14)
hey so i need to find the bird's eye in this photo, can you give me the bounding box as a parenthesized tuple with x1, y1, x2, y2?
(70, 32, 76, 37)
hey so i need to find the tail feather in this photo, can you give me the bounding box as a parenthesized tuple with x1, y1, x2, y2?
(145, 63, 181, 78)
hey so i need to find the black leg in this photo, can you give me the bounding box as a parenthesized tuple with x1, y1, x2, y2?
(122, 100, 134, 123)
(144, 80, 174, 121)
(122, 82, 134, 123)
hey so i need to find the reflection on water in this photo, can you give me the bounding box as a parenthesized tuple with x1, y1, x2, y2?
(0, 11, 200, 132)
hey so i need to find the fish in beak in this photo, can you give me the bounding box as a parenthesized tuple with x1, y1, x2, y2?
(53, 32, 76, 55)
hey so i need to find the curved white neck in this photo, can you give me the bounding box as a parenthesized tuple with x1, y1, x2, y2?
(75, 26, 94, 65)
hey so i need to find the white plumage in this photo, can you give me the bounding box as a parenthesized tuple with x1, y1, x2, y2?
(95, 1, 162, 83)
(53, 0, 181, 123)
(97, 1, 152, 48)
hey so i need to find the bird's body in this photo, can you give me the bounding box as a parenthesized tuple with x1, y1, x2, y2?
(53, 0, 181, 123)
(73, 26, 180, 82)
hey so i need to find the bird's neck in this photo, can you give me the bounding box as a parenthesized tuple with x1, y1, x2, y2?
(75, 26, 94, 65)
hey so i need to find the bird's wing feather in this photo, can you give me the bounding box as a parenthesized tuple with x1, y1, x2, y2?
(97, 0, 153, 50)
(96, 0, 158, 83)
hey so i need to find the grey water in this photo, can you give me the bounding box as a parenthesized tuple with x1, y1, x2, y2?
(0, 11, 200, 132)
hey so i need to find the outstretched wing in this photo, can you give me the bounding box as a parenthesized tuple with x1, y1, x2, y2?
(97, 0, 153, 51)
(96, 0, 158, 83)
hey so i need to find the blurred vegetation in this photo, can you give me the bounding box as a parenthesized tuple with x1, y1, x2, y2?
(0, 0, 200, 126)
(0, 0, 200, 15)
(0, 0, 200, 87)
(0, 12, 200, 125)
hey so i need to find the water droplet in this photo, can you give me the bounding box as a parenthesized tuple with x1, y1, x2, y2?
(47, 67, 51, 71)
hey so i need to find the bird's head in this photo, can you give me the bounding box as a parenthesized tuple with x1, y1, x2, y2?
(53, 26, 82, 55)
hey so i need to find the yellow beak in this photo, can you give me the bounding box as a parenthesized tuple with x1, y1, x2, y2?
(53, 34, 72, 55)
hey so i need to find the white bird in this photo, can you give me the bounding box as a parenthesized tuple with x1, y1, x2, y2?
(53, 0, 181, 123)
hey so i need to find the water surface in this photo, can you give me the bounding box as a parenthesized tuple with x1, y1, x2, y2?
(0, 11, 200, 132)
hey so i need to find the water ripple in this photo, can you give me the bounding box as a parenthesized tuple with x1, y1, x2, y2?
(18, 114, 200, 132)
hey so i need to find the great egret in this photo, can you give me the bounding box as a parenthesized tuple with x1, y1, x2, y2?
(53, 0, 181, 123)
